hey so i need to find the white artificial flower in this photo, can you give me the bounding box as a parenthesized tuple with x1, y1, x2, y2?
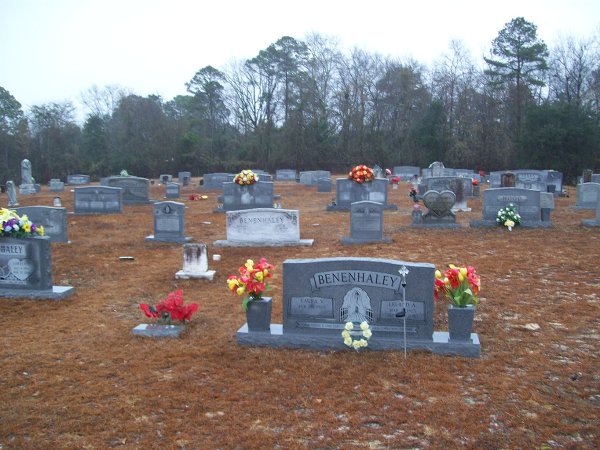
(341, 330, 350, 339)
(344, 322, 354, 331)
(360, 321, 369, 331)
(363, 329, 372, 339)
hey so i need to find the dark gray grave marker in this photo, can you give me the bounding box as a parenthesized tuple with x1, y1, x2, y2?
(342, 201, 390, 244)
(14, 206, 69, 243)
(73, 186, 123, 214)
(146, 201, 191, 243)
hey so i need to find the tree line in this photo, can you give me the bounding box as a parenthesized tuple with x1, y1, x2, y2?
(1, 17, 599, 185)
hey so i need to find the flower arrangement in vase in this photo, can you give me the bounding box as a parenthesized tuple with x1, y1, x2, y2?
(233, 170, 259, 186)
(434, 264, 481, 307)
(227, 258, 274, 311)
(139, 290, 198, 324)
(1, 208, 45, 238)
(496, 203, 521, 230)
(348, 165, 375, 184)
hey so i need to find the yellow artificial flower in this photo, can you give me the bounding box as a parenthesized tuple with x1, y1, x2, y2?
(227, 278, 239, 290)
(244, 259, 254, 270)
(37, 225, 45, 236)
(435, 270, 442, 279)
(23, 222, 31, 233)
(236, 286, 246, 296)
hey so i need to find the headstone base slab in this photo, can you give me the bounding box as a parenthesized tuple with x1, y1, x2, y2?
(582, 219, 600, 227)
(411, 223, 461, 229)
(132, 324, 184, 338)
(340, 237, 392, 245)
(213, 239, 313, 247)
(327, 204, 398, 212)
(0, 285, 74, 300)
(469, 220, 552, 228)
(236, 324, 480, 358)
(145, 235, 193, 243)
(175, 270, 216, 281)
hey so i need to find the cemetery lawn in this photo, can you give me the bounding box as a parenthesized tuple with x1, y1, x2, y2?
(1, 180, 599, 449)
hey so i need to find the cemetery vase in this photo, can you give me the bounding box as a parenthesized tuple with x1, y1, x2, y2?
(245, 297, 272, 332)
(448, 304, 475, 342)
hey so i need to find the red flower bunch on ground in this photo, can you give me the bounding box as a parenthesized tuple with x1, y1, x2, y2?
(434, 264, 481, 307)
(139, 290, 198, 324)
(188, 194, 208, 201)
(227, 258, 274, 311)
(348, 165, 375, 184)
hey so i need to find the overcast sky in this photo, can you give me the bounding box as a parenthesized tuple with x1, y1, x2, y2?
(1, 0, 599, 117)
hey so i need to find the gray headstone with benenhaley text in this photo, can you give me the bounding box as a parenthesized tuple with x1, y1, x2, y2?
(73, 186, 123, 214)
(236, 257, 480, 357)
(214, 208, 313, 247)
(146, 201, 191, 243)
(0, 236, 74, 299)
(14, 206, 69, 243)
(341, 201, 390, 244)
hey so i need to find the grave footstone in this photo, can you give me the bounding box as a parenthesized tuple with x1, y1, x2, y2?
(341, 201, 391, 244)
(146, 201, 191, 243)
(175, 243, 215, 280)
(214, 208, 313, 247)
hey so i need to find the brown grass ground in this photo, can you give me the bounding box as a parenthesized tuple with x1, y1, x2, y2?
(1, 179, 599, 449)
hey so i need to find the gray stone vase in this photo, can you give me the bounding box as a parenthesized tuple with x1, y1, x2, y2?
(448, 304, 475, 342)
(245, 297, 272, 332)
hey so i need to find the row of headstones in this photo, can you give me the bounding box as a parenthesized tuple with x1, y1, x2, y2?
(489, 170, 564, 196)
(393, 165, 482, 182)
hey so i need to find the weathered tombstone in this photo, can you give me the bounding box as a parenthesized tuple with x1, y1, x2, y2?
(316, 177, 332, 193)
(540, 192, 555, 224)
(392, 166, 421, 181)
(236, 257, 480, 357)
(146, 201, 191, 243)
(299, 171, 331, 186)
(178, 171, 191, 186)
(175, 243, 215, 280)
(214, 181, 276, 212)
(48, 179, 64, 192)
(19, 159, 36, 195)
(103, 176, 152, 204)
(575, 182, 600, 209)
(0, 236, 74, 299)
(582, 170, 593, 183)
(429, 161, 445, 177)
(6, 181, 19, 207)
(164, 182, 180, 199)
(514, 170, 546, 191)
(202, 173, 235, 190)
(470, 188, 546, 228)
(327, 178, 396, 211)
(501, 172, 516, 187)
(341, 201, 390, 244)
(582, 194, 600, 227)
(73, 186, 123, 214)
(544, 170, 563, 196)
(14, 206, 69, 243)
(214, 208, 313, 247)
(67, 174, 90, 185)
(159, 174, 173, 184)
(416, 190, 460, 228)
(275, 169, 297, 181)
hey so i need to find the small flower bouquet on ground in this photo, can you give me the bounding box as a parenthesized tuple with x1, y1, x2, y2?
(227, 258, 274, 311)
(341, 321, 372, 350)
(139, 290, 198, 324)
(233, 170, 259, 186)
(348, 165, 375, 184)
(434, 264, 481, 307)
(1, 208, 45, 238)
(496, 203, 521, 230)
